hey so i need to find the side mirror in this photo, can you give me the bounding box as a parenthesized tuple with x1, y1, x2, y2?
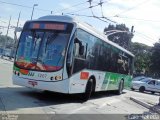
(74, 43, 80, 56)
(74, 38, 86, 56)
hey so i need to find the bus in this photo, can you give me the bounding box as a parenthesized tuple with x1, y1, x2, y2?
(13, 15, 134, 100)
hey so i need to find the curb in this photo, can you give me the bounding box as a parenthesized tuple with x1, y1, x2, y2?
(130, 97, 160, 114)
(0, 58, 14, 62)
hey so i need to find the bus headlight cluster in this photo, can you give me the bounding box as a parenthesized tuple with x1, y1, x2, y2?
(55, 76, 62, 80)
(50, 76, 62, 81)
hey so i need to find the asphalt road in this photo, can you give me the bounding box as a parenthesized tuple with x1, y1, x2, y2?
(0, 58, 159, 120)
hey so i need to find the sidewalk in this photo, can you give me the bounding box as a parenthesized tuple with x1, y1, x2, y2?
(0, 56, 14, 62)
(130, 97, 160, 114)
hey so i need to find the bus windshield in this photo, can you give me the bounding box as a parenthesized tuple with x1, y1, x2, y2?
(15, 22, 73, 71)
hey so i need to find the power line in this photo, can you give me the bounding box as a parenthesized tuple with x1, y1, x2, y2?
(0, 0, 32, 8)
(66, 0, 109, 14)
(87, 0, 116, 23)
(135, 32, 156, 43)
(54, 1, 88, 14)
(134, 35, 155, 45)
(65, 0, 116, 23)
(135, 32, 156, 41)
(113, 0, 151, 17)
(0, 0, 92, 14)
(66, 7, 90, 14)
(0, 0, 51, 12)
(98, 0, 116, 23)
(66, 13, 92, 17)
(112, 16, 160, 23)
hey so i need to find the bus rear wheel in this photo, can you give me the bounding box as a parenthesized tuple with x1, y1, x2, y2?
(83, 79, 94, 101)
(151, 91, 155, 94)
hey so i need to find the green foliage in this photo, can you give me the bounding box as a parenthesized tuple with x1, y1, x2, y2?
(0, 35, 14, 49)
(104, 24, 133, 50)
(131, 42, 151, 74)
(150, 40, 160, 78)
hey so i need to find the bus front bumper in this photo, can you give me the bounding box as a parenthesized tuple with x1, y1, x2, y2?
(12, 76, 70, 94)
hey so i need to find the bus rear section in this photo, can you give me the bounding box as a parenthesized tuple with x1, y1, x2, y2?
(12, 20, 74, 93)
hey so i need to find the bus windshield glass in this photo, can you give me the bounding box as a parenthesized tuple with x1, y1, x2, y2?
(15, 22, 73, 71)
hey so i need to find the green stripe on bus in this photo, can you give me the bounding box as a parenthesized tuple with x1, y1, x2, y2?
(101, 72, 132, 90)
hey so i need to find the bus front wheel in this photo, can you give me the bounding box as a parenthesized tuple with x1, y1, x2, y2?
(83, 79, 94, 101)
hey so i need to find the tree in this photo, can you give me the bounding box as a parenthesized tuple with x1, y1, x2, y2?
(0, 35, 14, 49)
(150, 40, 160, 78)
(131, 42, 151, 75)
(104, 24, 134, 50)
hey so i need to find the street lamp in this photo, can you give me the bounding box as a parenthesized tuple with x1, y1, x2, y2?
(31, 4, 38, 20)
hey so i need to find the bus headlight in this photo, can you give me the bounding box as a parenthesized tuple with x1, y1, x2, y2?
(55, 76, 62, 80)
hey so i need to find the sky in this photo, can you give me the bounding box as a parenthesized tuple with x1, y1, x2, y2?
(0, 0, 160, 46)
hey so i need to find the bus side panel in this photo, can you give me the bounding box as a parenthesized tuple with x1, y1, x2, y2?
(69, 70, 132, 94)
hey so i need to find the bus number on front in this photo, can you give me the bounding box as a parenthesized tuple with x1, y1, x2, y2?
(38, 73, 47, 78)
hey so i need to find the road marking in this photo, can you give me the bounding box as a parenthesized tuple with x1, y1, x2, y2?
(68, 106, 89, 114)
(97, 99, 121, 109)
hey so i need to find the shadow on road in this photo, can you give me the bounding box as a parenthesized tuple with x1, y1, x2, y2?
(0, 86, 125, 111)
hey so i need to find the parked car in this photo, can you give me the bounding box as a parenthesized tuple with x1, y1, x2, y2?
(132, 76, 146, 81)
(131, 78, 160, 94)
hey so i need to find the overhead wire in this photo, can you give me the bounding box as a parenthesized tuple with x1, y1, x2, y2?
(87, 0, 116, 23)
(135, 32, 156, 42)
(0, 0, 32, 9)
(113, 0, 151, 17)
(54, 1, 88, 14)
(134, 32, 157, 45)
(111, 16, 160, 23)
(0, 0, 90, 13)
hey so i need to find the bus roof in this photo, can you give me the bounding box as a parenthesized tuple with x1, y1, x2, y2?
(32, 15, 134, 57)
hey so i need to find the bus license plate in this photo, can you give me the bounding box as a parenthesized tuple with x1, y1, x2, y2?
(28, 81, 38, 87)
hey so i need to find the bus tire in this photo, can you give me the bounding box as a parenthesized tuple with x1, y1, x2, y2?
(83, 79, 93, 101)
(139, 86, 145, 92)
(151, 91, 155, 94)
(116, 80, 124, 95)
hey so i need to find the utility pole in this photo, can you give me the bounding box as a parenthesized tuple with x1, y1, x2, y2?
(17, 12, 21, 28)
(12, 12, 21, 59)
(129, 26, 134, 50)
(2, 16, 11, 58)
(6, 16, 11, 36)
(31, 4, 38, 20)
(131, 26, 134, 33)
